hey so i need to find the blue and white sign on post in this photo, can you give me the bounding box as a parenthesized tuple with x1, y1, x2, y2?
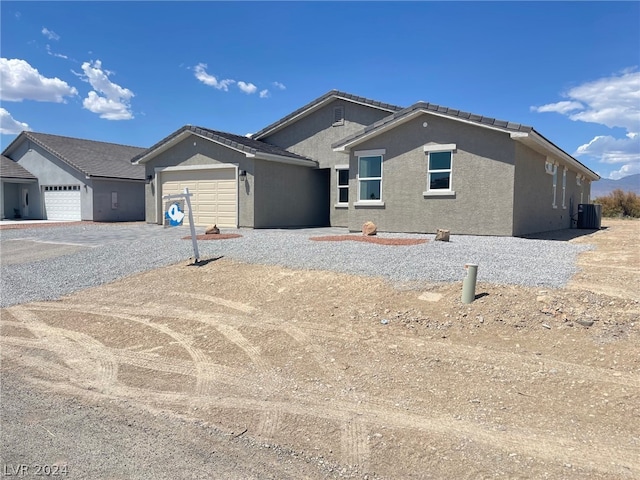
(164, 200, 185, 227)
(162, 188, 200, 262)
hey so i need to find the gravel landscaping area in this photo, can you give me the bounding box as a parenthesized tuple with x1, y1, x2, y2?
(0, 222, 593, 307)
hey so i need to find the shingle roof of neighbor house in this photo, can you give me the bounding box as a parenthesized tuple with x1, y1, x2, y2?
(0, 155, 37, 180)
(252, 90, 404, 140)
(2, 132, 146, 180)
(132, 125, 316, 165)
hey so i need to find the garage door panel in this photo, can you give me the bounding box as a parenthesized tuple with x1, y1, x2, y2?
(43, 187, 81, 221)
(161, 168, 237, 228)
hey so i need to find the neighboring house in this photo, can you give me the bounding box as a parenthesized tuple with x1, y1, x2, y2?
(136, 90, 599, 236)
(0, 155, 37, 220)
(1, 132, 146, 222)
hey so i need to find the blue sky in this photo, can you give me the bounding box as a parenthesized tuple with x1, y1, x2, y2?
(1, 1, 639, 180)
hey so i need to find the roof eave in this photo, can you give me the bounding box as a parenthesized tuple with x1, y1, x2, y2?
(511, 131, 600, 181)
(255, 152, 318, 167)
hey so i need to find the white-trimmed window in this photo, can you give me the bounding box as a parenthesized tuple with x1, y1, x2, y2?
(355, 149, 384, 203)
(335, 165, 349, 206)
(545, 159, 558, 208)
(424, 144, 456, 195)
(562, 167, 567, 209)
(333, 106, 345, 126)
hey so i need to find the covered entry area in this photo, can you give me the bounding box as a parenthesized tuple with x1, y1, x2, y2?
(159, 166, 238, 228)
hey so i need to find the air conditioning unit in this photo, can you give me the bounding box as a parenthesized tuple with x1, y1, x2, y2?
(577, 204, 602, 229)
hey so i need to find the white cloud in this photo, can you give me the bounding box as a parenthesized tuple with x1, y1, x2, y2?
(193, 63, 235, 91)
(608, 162, 640, 180)
(259, 89, 270, 98)
(46, 45, 68, 59)
(534, 69, 640, 179)
(238, 81, 257, 94)
(273, 81, 286, 90)
(533, 70, 640, 132)
(42, 27, 60, 41)
(0, 108, 31, 134)
(531, 100, 583, 114)
(74, 60, 134, 120)
(574, 132, 639, 164)
(0, 58, 78, 102)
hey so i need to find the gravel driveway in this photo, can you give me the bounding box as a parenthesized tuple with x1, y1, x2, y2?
(0, 222, 593, 307)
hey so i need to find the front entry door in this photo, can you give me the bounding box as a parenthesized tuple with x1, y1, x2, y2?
(21, 187, 29, 218)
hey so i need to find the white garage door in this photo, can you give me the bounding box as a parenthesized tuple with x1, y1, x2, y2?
(161, 168, 237, 228)
(43, 185, 82, 221)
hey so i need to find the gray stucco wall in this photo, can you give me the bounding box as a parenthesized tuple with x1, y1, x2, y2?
(253, 160, 328, 228)
(10, 141, 92, 220)
(512, 143, 589, 235)
(143, 135, 253, 226)
(260, 100, 394, 227)
(91, 179, 145, 222)
(345, 114, 517, 235)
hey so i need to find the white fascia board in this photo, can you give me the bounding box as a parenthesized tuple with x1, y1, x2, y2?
(511, 131, 600, 180)
(333, 110, 425, 152)
(335, 164, 349, 169)
(255, 152, 318, 167)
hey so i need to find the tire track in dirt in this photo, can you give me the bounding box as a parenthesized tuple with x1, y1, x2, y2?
(256, 406, 282, 440)
(340, 417, 370, 469)
(174, 292, 257, 313)
(1, 343, 75, 380)
(104, 312, 216, 398)
(5, 306, 118, 393)
(20, 371, 638, 477)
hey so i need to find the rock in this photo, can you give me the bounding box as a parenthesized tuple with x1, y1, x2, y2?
(435, 229, 450, 242)
(205, 224, 220, 235)
(577, 319, 594, 327)
(362, 221, 377, 236)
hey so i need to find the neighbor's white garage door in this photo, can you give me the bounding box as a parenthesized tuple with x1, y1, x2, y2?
(161, 168, 237, 228)
(43, 185, 81, 221)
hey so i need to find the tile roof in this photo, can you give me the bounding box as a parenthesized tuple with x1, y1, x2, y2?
(252, 90, 404, 140)
(4, 132, 146, 180)
(132, 125, 315, 164)
(332, 101, 534, 150)
(0, 155, 37, 180)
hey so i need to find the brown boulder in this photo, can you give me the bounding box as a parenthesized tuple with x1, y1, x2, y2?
(435, 229, 450, 242)
(205, 224, 221, 235)
(362, 221, 377, 236)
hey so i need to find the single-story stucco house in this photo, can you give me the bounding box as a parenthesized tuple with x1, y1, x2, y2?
(134, 90, 599, 236)
(1, 132, 146, 222)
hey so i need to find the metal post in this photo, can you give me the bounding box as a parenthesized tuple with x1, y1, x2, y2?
(461, 263, 478, 304)
(183, 188, 200, 262)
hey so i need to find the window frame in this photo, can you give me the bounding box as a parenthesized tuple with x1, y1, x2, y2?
(562, 167, 567, 209)
(546, 159, 558, 208)
(423, 144, 456, 197)
(335, 164, 349, 207)
(354, 149, 385, 206)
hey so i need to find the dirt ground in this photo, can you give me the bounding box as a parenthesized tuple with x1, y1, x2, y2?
(1, 219, 638, 478)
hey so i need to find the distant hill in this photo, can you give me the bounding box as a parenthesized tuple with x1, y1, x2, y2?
(592, 174, 640, 198)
